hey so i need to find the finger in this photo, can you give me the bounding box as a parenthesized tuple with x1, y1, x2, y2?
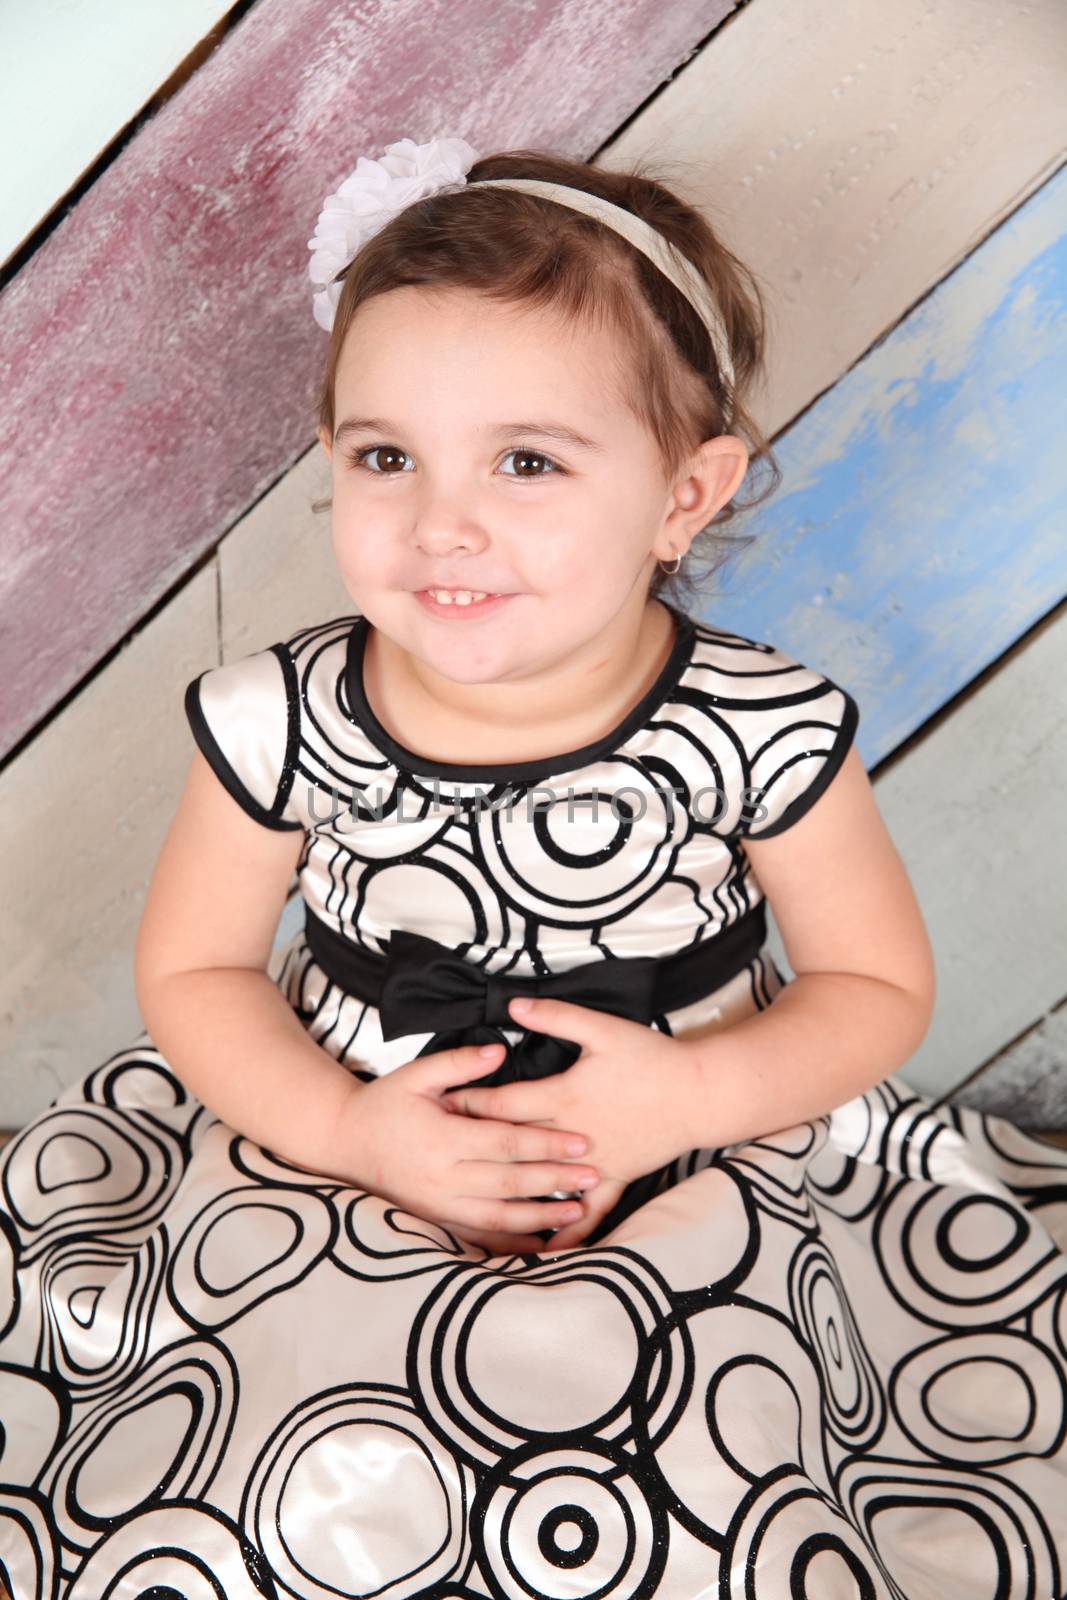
(541, 1215, 599, 1251)
(461, 1119, 592, 1164)
(450, 1195, 587, 1234)
(446, 1081, 550, 1124)
(452, 1232, 549, 1257)
(506, 995, 608, 1048)
(542, 1180, 625, 1250)
(414, 1042, 507, 1093)
(456, 1160, 599, 1200)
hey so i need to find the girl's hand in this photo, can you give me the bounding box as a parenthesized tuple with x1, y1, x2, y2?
(332, 1042, 601, 1255)
(445, 997, 702, 1248)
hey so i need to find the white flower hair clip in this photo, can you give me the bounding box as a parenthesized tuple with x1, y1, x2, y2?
(306, 134, 736, 389)
(307, 136, 479, 333)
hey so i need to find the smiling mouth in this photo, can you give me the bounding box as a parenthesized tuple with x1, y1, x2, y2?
(414, 589, 516, 615)
(418, 587, 507, 600)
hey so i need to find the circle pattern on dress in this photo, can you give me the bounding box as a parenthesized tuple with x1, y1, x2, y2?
(788, 1238, 885, 1451)
(241, 1384, 474, 1598)
(2, 1105, 180, 1265)
(408, 1252, 688, 1467)
(472, 1438, 668, 1599)
(167, 1186, 335, 1331)
(39, 1336, 237, 1560)
(65, 1502, 278, 1599)
(3, 617, 1067, 1593)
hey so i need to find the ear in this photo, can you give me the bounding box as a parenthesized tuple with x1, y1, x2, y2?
(660, 435, 749, 554)
(705, 434, 749, 505)
(317, 424, 333, 463)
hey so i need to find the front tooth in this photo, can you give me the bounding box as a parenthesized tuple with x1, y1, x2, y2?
(430, 589, 488, 604)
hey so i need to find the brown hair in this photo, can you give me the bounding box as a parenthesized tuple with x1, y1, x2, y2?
(312, 146, 780, 611)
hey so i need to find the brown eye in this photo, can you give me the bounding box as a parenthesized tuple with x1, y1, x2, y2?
(348, 445, 412, 474)
(499, 447, 562, 479)
(346, 443, 564, 480)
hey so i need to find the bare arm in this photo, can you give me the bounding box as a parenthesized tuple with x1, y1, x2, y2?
(136, 747, 601, 1249)
(134, 746, 363, 1179)
(685, 744, 937, 1148)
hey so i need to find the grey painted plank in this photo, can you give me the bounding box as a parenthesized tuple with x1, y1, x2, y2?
(945, 998, 1067, 1129)
(764, 605, 1067, 1101)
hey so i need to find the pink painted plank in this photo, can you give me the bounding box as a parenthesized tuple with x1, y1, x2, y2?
(0, 0, 731, 761)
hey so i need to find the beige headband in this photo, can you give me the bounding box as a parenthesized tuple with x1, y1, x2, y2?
(468, 177, 735, 391)
(308, 137, 734, 392)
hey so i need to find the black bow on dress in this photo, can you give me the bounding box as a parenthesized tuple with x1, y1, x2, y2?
(377, 928, 661, 1087)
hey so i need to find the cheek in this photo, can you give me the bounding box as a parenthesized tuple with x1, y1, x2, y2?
(569, 490, 653, 560)
(557, 528, 652, 593)
(329, 515, 389, 582)
(518, 506, 616, 580)
(329, 524, 360, 582)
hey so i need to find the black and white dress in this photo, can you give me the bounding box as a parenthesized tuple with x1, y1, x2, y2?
(3, 603, 1066, 1599)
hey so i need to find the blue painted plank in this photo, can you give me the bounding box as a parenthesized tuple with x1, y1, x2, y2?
(709, 163, 1067, 767)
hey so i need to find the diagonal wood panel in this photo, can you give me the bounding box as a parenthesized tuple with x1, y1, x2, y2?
(0, 0, 237, 269)
(603, 0, 1067, 438)
(0, 0, 732, 763)
(948, 999, 1067, 1130)
(4, 0, 1066, 1128)
(0, 568, 219, 1126)
(854, 603, 1067, 1100)
(709, 163, 1067, 764)
(761, 601, 1067, 1104)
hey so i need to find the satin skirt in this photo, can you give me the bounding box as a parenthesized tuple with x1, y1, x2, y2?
(2, 1035, 1066, 1599)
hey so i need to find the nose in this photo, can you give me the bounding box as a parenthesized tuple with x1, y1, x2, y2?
(409, 475, 493, 557)
(413, 516, 489, 558)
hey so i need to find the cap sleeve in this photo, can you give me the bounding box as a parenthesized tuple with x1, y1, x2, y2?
(731, 645, 860, 839)
(183, 644, 303, 831)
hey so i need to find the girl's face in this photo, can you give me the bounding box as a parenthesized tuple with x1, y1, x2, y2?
(318, 286, 743, 691)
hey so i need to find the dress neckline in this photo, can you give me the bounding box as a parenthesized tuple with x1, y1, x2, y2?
(344, 600, 698, 782)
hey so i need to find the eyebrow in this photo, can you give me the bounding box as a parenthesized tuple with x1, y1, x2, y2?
(332, 416, 605, 452)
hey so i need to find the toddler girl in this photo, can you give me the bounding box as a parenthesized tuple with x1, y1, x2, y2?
(2, 136, 1066, 1599)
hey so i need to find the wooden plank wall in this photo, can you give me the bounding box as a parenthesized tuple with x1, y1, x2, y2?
(1, 0, 1065, 1133)
(0, 0, 734, 762)
(0, 0, 238, 270)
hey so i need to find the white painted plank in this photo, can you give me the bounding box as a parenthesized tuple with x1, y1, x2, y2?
(0, 566, 219, 1126)
(602, 0, 1067, 437)
(0, 0, 235, 269)
(0, 449, 342, 1128)
(219, 446, 348, 659)
(764, 606, 1067, 1102)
